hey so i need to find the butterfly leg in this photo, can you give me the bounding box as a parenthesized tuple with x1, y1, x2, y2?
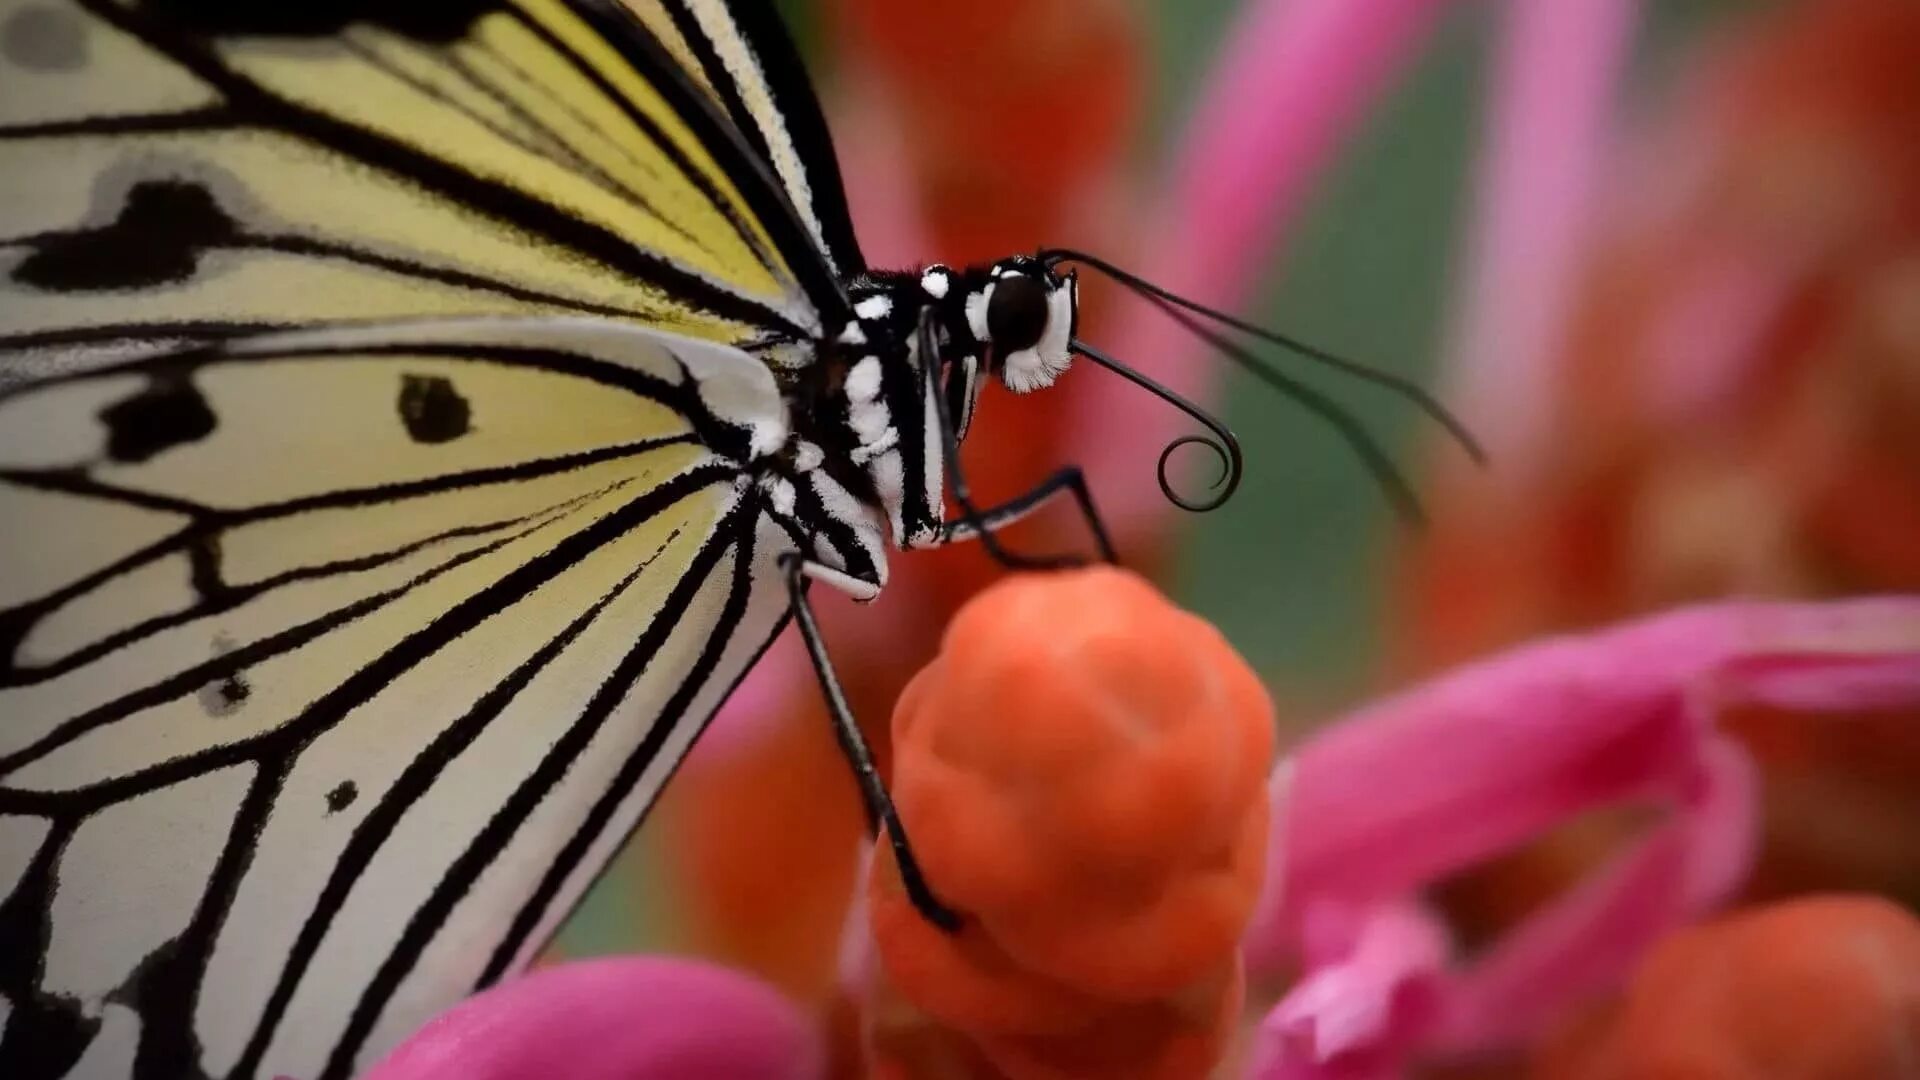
(780, 553, 963, 932)
(938, 467, 1117, 564)
(918, 312, 1118, 568)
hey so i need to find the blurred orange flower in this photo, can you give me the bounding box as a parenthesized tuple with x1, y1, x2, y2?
(1535, 895, 1920, 1080)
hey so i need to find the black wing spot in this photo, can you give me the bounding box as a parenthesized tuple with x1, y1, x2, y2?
(138, 0, 496, 43)
(14, 181, 239, 293)
(99, 374, 217, 464)
(194, 672, 249, 714)
(398, 374, 471, 444)
(197, 669, 250, 717)
(198, 635, 250, 717)
(325, 780, 359, 814)
(1, 5, 87, 71)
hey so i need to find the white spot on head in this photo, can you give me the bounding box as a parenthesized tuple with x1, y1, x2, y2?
(854, 294, 892, 321)
(965, 285, 992, 343)
(792, 440, 824, 472)
(920, 268, 951, 298)
(837, 322, 866, 346)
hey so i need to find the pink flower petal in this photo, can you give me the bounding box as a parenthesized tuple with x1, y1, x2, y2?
(1429, 746, 1748, 1053)
(1246, 596, 1920, 1077)
(360, 958, 823, 1080)
(1252, 899, 1449, 1079)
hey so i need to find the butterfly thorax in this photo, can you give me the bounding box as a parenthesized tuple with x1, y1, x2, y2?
(788, 256, 1079, 569)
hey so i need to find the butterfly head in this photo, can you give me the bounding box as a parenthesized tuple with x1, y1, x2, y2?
(962, 256, 1078, 394)
(825, 256, 1084, 554)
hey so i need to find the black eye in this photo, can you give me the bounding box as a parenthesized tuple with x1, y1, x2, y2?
(985, 275, 1049, 353)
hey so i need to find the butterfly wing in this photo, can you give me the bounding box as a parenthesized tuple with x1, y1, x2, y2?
(0, 0, 854, 1076)
(0, 318, 802, 1079)
(615, 0, 866, 276)
(0, 0, 847, 362)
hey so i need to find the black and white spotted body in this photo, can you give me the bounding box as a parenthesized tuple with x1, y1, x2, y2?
(799, 256, 1079, 560)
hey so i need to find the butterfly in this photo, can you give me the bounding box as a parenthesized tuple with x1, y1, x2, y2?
(0, 2, 1479, 1077)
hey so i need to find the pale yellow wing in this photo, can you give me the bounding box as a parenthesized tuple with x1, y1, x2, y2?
(620, 0, 865, 276)
(0, 0, 848, 366)
(0, 318, 800, 1079)
(0, 3, 854, 1075)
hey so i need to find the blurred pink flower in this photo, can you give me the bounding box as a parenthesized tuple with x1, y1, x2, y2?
(358, 958, 823, 1080)
(1246, 596, 1920, 1079)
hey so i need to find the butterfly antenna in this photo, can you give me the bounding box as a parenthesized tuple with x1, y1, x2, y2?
(1071, 338, 1243, 512)
(1146, 293, 1427, 524)
(1040, 247, 1487, 465)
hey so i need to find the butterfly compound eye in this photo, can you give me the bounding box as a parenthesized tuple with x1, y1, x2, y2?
(968, 265, 1076, 394)
(984, 274, 1050, 354)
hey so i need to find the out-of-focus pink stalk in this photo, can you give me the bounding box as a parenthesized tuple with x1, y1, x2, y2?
(1068, 0, 1453, 535)
(360, 958, 823, 1080)
(1440, 0, 1640, 467)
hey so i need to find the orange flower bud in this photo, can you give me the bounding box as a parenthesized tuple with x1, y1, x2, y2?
(861, 567, 1275, 1078)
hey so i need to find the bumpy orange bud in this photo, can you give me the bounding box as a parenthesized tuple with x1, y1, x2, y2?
(860, 567, 1275, 1079)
